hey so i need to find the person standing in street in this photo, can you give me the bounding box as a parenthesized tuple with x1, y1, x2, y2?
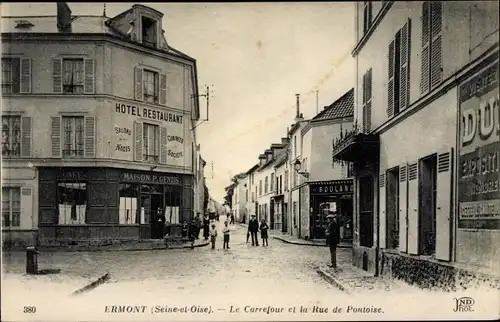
(326, 211, 341, 270)
(155, 208, 166, 239)
(230, 213, 235, 225)
(196, 213, 202, 239)
(209, 223, 218, 250)
(203, 214, 210, 241)
(222, 221, 231, 250)
(248, 215, 259, 246)
(259, 219, 269, 247)
(189, 219, 198, 249)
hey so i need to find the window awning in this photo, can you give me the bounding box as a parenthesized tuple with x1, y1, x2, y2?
(332, 132, 379, 163)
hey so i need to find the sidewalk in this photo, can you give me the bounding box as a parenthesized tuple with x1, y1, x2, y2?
(272, 232, 352, 249)
(315, 263, 422, 294)
(5, 239, 209, 253)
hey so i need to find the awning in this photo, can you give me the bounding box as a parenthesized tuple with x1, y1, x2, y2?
(332, 132, 379, 163)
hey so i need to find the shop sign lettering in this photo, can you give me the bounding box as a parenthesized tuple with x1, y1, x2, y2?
(458, 62, 500, 228)
(311, 180, 354, 194)
(121, 172, 181, 185)
(168, 150, 183, 158)
(60, 170, 88, 181)
(115, 103, 183, 124)
(167, 135, 184, 144)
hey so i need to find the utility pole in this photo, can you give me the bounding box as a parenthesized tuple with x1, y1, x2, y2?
(191, 85, 213, 131)
(211, 161, 214, 179)
(316, 89, 319, 114)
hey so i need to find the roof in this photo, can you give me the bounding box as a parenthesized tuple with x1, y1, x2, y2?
(312, 88, 354, 121)
(246, 164, 259, 174)
(273, 150, 289, 168)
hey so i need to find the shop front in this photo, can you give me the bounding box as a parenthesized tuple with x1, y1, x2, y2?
(38, 167, 193, 245)
(308, 179, 354, 241)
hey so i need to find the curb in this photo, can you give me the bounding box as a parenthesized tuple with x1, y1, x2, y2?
(70, 272, 111, 296)
(24, 241, 210, 253)
(315, 268, 349, 294)
(273, 236, 352, 249)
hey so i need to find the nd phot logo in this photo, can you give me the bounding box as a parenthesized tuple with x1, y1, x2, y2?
(453, 297, 475, 312)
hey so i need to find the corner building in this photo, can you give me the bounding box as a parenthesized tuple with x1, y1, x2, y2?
(1, 4, 202, 247)
(332, 1, 498, 288)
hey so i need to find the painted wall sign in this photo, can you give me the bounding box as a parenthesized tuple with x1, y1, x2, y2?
(114, 124, 133, 158)
(121, 172, 181, 185)
(115, 103, 183, 124)
(458, 61, 500, 230)
(310, 179, 354, 194)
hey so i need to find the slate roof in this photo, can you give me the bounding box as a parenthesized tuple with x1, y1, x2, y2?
(312, 88, 354, 121)
(273, 151, 288, 168)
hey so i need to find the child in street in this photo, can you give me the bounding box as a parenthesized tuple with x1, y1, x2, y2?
(222, 221, 231, 250)
(209, 224, 218, 250)
(260, 219, 269, 246)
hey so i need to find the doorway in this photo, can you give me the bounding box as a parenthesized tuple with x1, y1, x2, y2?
(359, 175, 374, 247)
(270, 199, 275, 229)
(419, 154, 437, 255)
(386, 167, 400, 249)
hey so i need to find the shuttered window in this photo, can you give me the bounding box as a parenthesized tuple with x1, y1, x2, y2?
(388, 20, 411, 118)
(420, 1, 443, 94)
(1, 57, 31, 94)
(52, 116, 95, 159)
(134, 66, 167, 105)
(53, 57, 95, 94)
(363, 1, 373, 34)
(362, 68, 372, 132)
(2, 187, 21, 227)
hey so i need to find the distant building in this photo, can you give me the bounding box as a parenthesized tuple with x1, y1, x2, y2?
(272, 139, 290, 232)
(1, 3, 202, 247)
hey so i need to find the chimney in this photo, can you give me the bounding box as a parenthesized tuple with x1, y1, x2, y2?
(281, 137, 290, 145)
(294, 94, 304, 123)
(258, 154, 266, 166)
(57, 2, 72, 33)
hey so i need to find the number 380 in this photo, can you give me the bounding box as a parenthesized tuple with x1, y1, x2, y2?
(23, 306, 36, 313)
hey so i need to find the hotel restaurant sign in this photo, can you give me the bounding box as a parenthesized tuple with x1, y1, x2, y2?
(458, 61, 499, 230)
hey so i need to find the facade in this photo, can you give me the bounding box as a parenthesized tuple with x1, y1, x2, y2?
(332, 1, 499, 286)
(193, 150, 206, 217)
(1, 4, 203, 247)
(272, 142, 289, 232)
(245, 164, 259, 224)
(231, 175, 248, 223)
(301, 89, 355, 241)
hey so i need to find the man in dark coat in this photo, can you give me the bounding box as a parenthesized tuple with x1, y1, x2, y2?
(326, 211, 341, 269)
(203, 214, 210, 240)
(248, 215, 260, 246)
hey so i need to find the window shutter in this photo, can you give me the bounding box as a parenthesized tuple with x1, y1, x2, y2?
(20, 116, 32, 157)
(51, 116, 61, 157)
(159, 126, 167, 164)
(398, 164, 408, 252)
(420, 2, 430, 94)
(435, 149, 453, 261)
(134, 67, 143, 101)
(407, 161, 419, 255)
(366, 69, 372, 131)
(20, 58, 32, 93)
(52, 58, 62, 93)
(379, 172, 387, 249)
(388, 39, 395, 117)
(84, 116, 96, 158)
(362, 72, 368, 132)
(430, 1, 443, 89)
(134, 121, 143, 162)
(159, 73, 167, 106)
(400, 20, 411, 111)
(84, 58, 95, 94)
(21, 187, 33, 230)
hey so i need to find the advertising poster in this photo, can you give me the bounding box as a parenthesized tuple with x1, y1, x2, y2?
(458, 61, 500, 229)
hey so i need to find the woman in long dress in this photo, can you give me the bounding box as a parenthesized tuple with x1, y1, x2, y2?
(203, 215, 210, 240)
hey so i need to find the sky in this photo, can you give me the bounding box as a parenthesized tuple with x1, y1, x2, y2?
(2, 2, 356, 203)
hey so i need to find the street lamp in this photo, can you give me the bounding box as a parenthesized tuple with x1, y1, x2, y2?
(293, 159, 309, 179)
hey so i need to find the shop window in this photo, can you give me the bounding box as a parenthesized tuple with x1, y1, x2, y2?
(58, 182, 87, 224)
(141, 16, 157, 47)
(62, 116, 84, 157)
(2, 187, 21, 227)
(62, 58, 84, 94)
(1, 57, 20, 94)
(2, 116, 21, 157)
(164, 185, 181, 223)
(143, 69, 158, 104)
(143, 123, 159, 163)
(119, 184, 138, 225)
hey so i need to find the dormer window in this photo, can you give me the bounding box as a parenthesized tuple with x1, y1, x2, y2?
(141, 16, 157, 47)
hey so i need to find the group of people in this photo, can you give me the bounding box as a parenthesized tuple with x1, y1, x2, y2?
(246, 214, 270, 246)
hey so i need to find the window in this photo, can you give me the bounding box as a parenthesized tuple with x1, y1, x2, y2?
(143, 69, 158, 104)
(421, 2, 442, 94)
(62, 58, 84, 93)
(143, 123, 159, 163)
(2, 116, 21, 157)
(347, 162, 355, 177)
(62, 116, 84, 157)
(293, 136, 297, 158)
(279, 175, 283, 194)
(386, 168, 400, 249)
(119, 184, 138, 224)
(270, 174, 275, 193)
(251, 191, 255, 203)
(58, 182, 87, 224)
(363, 1, 373, 34)
(363, 68, 373, 132)
(388, 20, 411, 117)
(259, 180, 262, 196)
(1, 58, 20, 94)
(2, 187, 20, 227)
(265, 176, 268, 194)
(141, 16, 157, 47)
(246, 189, 248, 202)
(284, 170, 289, 191)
